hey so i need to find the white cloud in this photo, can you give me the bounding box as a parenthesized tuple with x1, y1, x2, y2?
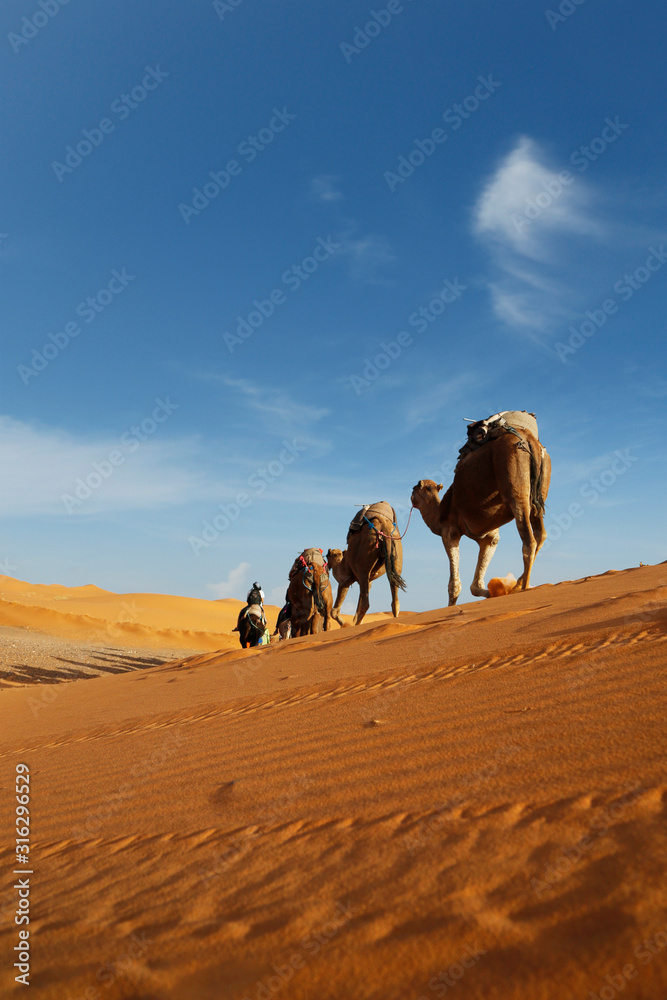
(473, 137, 606, 335)
(0, 415, 218, 517)
(489, 286, 550, 333)
(310, 174, 343, 202)
(207, 562, 250, 599)
(474, 136, 601, 260)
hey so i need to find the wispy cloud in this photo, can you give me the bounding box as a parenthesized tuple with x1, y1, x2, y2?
(473, 137, 606, 336)
(310, 174, 343, 202)
(207, 561, 250, 599)
(218, 377, 329, 427)
(474, 137, 601, 260)
(193, 375, 332, 458)
(404, 373, 484, 432)
(339, 231, 395, 285)
(0, 415, 216, 517)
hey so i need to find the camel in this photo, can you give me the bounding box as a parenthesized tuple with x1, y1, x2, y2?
(287, 548, 334, 636)
(327, 501, 406, 627)
(232, 604, 266, 648)
(411, 420, 551, 605)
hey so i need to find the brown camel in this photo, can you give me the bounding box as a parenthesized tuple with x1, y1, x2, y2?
(411, 422, 551, 605)
(327, 501, 406, 627)
(287, 548, 334, 636)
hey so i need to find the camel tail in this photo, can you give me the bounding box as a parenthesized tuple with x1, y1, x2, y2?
(529, 442, 545, 516)
(381, 533, 407, 592)
(312, 566, 329, 616)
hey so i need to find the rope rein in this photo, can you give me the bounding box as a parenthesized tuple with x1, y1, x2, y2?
(363, 505, 414, 545)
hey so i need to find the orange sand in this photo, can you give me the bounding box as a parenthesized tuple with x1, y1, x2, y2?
(1, 563, 666, 999)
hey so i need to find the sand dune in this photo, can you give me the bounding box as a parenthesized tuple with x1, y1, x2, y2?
(0, 574, 274, 651)
(0, 576, 386, 662)
(1, 563, 666, 998)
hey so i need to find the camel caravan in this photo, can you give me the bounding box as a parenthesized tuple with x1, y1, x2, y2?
(233, 410, 551, 646)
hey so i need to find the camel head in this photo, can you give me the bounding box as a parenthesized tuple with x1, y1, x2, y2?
(410, 479, 443, 510)
(326, 548, 345, 571)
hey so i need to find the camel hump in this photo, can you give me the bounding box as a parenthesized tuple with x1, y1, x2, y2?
(348, 501, 396, 534)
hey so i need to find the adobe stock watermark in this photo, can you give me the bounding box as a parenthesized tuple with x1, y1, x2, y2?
(384, 75, 501, 192)
(51, 67, 169, 182)
(213, 0, 246, 20)
(223, 236, 340, 352)
(61, 397, 179, 513)
(178, 107, 296, 224)
(199, 774, 312, 884)
(555, 245, 666, 362)
(585, 924, 667, 999)
(8, 0, 73, 55)
(241, 901, 355, 1000)
(545, 0, 588, 32)
(188, 439, 306, 554)
(530, 784, 643, 899)
(89, 932, 152, 997)
(71, 729, 184, 843)
(18, 268, 135, 385)
(339, 0, 414, 62)
(418, 942, 487, 999)
(349, 277, 466, 394)
(404, 746, 519, 857)
(512, 117, 628, 236)
(542, 448, 638, 549)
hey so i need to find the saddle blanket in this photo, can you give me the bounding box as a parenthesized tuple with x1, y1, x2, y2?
(348, 501, 396, 535)
(472, 410, 538, 441)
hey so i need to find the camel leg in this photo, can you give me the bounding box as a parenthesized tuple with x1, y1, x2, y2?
(331, 583, 351, 627)
(470, 530, 499, 598)
(442, 528, 462, 606)
(514, 506, 537, 591)
(531, 511, 547, 554)
(353, 581, 371, 625)
(513, 512, 546, 591)
(310, 613, 322, 635)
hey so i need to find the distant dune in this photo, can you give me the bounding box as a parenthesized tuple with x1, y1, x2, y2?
(0, 576, 388, 657)
(1, 563, 666, 999)
(0, 574, 266, 651)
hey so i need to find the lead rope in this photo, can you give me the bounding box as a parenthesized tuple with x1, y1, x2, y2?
(364, 505, 414, 545)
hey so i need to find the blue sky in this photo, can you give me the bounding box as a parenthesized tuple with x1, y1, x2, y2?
(1, 0, 665, 612)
